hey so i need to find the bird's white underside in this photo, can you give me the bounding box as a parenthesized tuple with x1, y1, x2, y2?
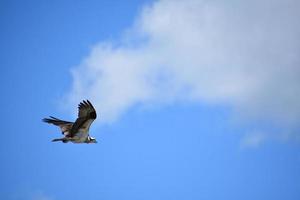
(70, 119, 95, 143)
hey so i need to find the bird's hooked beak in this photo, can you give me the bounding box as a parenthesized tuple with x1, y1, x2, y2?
(88, 137, 97, 143)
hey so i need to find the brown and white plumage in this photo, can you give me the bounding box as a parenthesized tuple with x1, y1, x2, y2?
(43, 100, 97, 144)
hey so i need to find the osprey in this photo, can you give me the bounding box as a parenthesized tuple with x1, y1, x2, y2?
(43, 100, 97, 144)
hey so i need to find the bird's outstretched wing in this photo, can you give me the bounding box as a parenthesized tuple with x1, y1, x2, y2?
(42, 116, 73, 136)
(69, 100, 97, 137)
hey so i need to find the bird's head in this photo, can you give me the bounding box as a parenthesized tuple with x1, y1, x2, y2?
(87, 136, 97, 144)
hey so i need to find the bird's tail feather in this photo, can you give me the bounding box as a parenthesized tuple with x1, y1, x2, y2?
(52, 138, 69, 143)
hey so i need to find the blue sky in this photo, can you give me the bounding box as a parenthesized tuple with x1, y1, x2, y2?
(1, 0, 300, 200)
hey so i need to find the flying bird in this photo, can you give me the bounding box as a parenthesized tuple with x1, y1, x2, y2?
(43, 100, 97, 144)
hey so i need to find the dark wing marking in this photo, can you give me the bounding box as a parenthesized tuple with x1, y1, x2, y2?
(69, 100, 97, 137)
(42, 116, 73, 136)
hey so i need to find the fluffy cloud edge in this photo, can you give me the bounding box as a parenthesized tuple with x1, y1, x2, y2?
(66, 0, 300, 144)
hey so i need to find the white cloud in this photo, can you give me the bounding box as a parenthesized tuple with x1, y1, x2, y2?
(32, 191, 54, 200)
(240, 131, 267, 149)
(67, 0, 300, 141)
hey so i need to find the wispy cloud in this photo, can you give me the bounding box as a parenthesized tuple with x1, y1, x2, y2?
(31, 191, 54, 200)
(240, 131, 267, 149)
(67, 0, 300, 142)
